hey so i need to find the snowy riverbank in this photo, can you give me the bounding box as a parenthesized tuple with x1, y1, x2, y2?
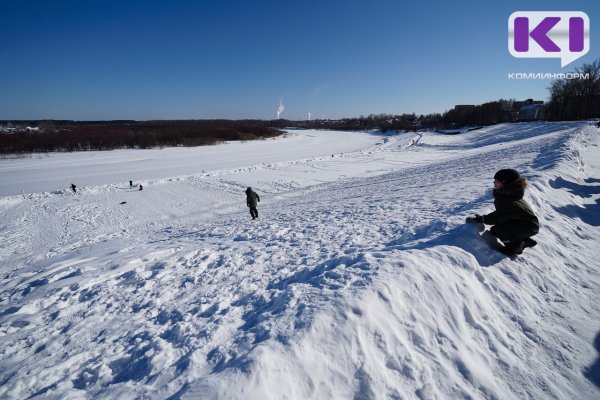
(1, 122, 599, 399)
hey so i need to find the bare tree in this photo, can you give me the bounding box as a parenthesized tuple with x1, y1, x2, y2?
(547, 59, 600, 120)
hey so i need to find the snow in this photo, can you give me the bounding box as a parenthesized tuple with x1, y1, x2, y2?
(0, 130, 381, 197)
(0, 122, 599, 399)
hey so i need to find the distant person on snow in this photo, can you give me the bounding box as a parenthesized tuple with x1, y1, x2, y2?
(130, 180, 133, 187)
(245, 187, 260, 220)
(466, 169, 539, 256)
(139, 184, 143, 191)
(70, 183, 76, 193)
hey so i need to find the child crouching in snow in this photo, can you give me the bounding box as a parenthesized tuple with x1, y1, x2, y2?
(466, 169, 539, 256)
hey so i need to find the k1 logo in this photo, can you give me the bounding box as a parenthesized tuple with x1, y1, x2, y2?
(508, 11, 589, 67)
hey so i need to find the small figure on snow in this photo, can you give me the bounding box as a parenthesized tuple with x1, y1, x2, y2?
(70, 183, 77, 193)
(466, 169, 539, 256)
(245, 187, 260, 220)
(130, 180, 133, 187)
(139, 184, 143, 191)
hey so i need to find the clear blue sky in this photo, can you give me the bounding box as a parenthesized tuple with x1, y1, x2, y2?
(0, 0, 598, 120)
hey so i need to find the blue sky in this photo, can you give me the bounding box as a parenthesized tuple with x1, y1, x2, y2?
(0, 0, 598, 120)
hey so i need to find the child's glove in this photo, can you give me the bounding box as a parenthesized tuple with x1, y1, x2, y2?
(465, 215, 484, 224)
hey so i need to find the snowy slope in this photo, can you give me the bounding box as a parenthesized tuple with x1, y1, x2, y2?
(0, 122, 599, 399)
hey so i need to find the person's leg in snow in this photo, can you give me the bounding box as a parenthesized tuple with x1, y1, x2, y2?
(523, 237, 537, 248)
(490, 224, 523, 254)
(490, 221, 537, 255)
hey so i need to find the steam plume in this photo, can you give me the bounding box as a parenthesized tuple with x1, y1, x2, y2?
(277, 99, 285, 119)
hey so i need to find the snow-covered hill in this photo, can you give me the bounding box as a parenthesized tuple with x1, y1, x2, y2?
(1, 122, 599, 399)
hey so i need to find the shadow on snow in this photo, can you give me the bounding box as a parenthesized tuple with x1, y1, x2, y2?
(389, 223, 506, 268)
(585, 330, 600, 388)
(550, 177, 600, 226)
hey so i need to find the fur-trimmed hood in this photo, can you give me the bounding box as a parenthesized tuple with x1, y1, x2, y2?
(494, 177, 528, 199)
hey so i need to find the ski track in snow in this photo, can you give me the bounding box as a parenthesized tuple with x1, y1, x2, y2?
(0, 123, 599, 399)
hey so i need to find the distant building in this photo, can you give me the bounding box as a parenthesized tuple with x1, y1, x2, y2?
(453, 105, 476, 120)
(518, 104, 545, 121)
(515, 99, 546, 121)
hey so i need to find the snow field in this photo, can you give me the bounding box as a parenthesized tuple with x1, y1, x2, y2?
(0, 122, 599, 399)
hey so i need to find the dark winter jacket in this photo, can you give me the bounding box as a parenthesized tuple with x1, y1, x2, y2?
(246, 187, 260, 208)
(483, 177, 539, 227)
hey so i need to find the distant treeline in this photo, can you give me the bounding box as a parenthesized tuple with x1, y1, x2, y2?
(546, 60, 600, 121)
(271, 106, 509, 132)
(270, 114, 432, 132)
(0, 120, 282, 153)
(440, 101, 514, 128)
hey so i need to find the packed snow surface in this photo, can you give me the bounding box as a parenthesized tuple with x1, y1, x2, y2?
(1, 123, 599, 399)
